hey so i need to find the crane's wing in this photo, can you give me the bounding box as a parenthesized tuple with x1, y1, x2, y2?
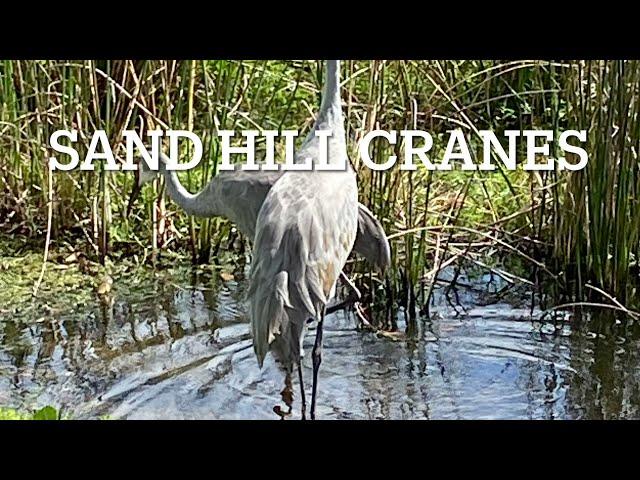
(202, 172, 391, 271)
(353, 203, 391, 273)
(203, 168, 284, 238)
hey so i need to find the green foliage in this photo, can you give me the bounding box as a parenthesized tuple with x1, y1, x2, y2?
(32, 406, 60, 420)
(0, 406, 61, 420)
(0, 408, 30, 420)
(0, 60, 638, 309)
(553, 61, 640, 304)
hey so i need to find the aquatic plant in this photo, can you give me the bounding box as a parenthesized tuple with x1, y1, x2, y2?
(0, 60, 638, 314)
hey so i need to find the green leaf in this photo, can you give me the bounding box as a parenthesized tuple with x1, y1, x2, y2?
(33, 406, 59, 420)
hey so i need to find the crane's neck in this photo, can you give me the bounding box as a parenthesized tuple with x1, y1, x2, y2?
(318, 60, 343, 127)
(301, 60, 350, 170)
(306, 60, 344, 138)
(156, 152, 223, 218)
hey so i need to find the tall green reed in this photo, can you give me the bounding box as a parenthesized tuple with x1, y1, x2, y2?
(1, 60, 638, 313)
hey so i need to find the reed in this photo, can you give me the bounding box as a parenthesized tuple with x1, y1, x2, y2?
(553, 61, 640, 305)
(0, 60, 638, 312)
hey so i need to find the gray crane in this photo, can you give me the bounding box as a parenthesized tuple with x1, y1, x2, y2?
(138, 156, 390, 273)
(248, 60, 358, 419)
(137, 60, 388, 419)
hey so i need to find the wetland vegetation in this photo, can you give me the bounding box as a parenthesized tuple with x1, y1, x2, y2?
(1, 60, 639, 419)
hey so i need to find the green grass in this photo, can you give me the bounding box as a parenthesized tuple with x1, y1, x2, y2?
(0, 60, 638, 312)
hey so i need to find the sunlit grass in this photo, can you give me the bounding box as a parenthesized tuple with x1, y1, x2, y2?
(0, 60, 638, 312)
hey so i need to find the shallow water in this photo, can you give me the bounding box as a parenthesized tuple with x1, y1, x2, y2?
(1, 267, 639, 420)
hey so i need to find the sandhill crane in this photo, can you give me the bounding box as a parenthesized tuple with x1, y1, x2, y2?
(247, 60, 358, 419)
(137, 157, 390, 273)
(137, 60, 388, 419)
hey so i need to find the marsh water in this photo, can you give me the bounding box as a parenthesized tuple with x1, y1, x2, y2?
(1, 264, 640, 420)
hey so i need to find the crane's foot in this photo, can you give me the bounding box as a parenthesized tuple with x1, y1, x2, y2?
(273, 373, 294, 420)
(273, 405, 291, 419)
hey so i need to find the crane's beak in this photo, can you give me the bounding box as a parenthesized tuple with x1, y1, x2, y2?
(138, 159, 158, 186)
(125, 181, 143, 219)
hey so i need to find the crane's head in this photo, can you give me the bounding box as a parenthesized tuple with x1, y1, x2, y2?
(137, 159, 158, 186)
(125, 159, 159, 218)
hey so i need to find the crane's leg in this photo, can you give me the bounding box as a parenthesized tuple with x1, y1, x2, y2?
(325, 272, 361, 314)
(310, 307, 325, 420)
(283, 372, 293, 413)
(298, 360, 307, 420)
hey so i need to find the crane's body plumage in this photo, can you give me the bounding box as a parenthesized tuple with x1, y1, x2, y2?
(248, 60, 359, 376)
(144, 155, 390, 271)
(249, 169, 358, 367)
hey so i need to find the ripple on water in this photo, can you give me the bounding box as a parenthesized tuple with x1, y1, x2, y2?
(2, 272, 640, 419)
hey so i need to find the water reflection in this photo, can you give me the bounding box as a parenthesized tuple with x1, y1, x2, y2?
(1, 268, 639, 419)
(564, 314, 640, 419)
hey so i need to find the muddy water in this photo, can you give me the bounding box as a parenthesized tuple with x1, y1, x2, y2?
(1, 267, 639, 419)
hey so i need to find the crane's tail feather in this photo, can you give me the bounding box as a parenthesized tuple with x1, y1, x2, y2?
(250, 271, 291, 367)
(249, 270, 311, 372)
(354, 203, 391, 273)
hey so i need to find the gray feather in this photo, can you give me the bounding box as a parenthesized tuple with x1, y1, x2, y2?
(149, 159, 390, 271)
(248, 170, 358, 370)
